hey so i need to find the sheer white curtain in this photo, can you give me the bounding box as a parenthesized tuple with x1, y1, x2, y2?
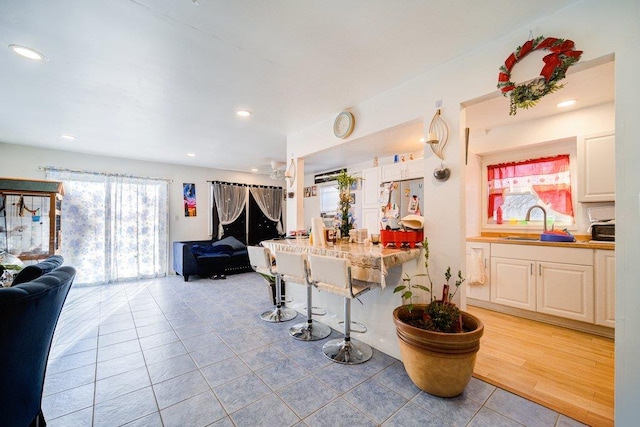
(211, 182, 247, 239)
(45, 169, 169, 285)
(249, 187, 283, 234)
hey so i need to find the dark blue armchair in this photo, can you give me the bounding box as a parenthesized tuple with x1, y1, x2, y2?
(11, 255, 64, 286)
(0, 265, 76, 427)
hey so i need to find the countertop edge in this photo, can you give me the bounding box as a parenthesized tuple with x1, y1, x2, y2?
(467, 236, 615, 250)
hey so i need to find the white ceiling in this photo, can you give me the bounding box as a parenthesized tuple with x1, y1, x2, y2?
(1, 0, 587, 176)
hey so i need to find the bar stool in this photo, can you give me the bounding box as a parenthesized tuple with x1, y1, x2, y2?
(274, 251, 331, 341)
(308, 254, 372, 364)
(247, 246, 297, 323)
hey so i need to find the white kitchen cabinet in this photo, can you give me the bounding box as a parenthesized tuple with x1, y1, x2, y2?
(490, 244, 594, 322)
(361, 208, 382, 237)
(381, 159, 424, 182)
(466, 242, 490, 302)
(536, 261, 594, 323)
(578, 131, 615, 202)
(361, 167, 381, 209)
(595, 249, 615, 327)
(491, 256, 536, 310)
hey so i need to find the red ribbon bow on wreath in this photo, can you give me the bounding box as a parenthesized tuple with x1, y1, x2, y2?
(497, 36, 583, 115)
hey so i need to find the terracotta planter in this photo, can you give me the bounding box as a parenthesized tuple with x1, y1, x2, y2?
(392, 304, 484, 397)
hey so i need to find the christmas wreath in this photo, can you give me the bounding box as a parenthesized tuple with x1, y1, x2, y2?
(497, 36, 582, 115)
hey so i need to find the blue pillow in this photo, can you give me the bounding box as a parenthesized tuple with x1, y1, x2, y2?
(191, 244, 234, 256)
(212, 236, 246, 251)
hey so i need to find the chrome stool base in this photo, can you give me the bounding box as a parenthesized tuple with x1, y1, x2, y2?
(260, 306, 297, 323)
(305, 306, 327, 316)
(289, 321, 331, 341)
(322, 338, 372, 365)
(337, 320, 367, 334)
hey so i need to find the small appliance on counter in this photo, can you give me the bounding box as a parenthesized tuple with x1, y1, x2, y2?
(587, 206, 615, 242)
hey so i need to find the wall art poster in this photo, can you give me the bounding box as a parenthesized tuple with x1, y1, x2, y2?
(183, 183, 197, 216)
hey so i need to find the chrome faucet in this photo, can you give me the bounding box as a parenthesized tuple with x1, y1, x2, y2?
(525, 205, 548, 233)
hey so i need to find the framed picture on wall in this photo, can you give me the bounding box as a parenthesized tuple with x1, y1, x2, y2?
(183, 183, 197, 216)
(312, 185, 317, 196)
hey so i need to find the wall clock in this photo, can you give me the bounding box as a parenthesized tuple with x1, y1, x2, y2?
(333, 111, 355, 139)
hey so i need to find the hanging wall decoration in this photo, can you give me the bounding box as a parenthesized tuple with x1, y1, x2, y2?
(497, 36, 582, 115)
(183, 183, 197, 216)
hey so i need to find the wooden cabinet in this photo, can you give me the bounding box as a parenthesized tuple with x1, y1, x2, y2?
(465, 242, 490, 302)
(595, 249, 615, 327)
(0, 178, 63, 261)
(490, 244, 594, 322)
(381, 159, 424, 182)
(578, 131, 615, 202)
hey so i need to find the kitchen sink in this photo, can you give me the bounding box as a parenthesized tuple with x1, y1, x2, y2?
(500, 236, 540, 241)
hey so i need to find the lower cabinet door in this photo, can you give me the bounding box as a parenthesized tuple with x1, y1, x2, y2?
(536, 262, 594, 323)
(595, 250, 615, 327)
(361, 208, 381, 237)
(490, 257, 536, 311)
(466, 242, 490, 301)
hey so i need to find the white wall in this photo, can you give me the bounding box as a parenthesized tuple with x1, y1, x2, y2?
(286, 1, 640, 422)
(0, 142, 278, 267)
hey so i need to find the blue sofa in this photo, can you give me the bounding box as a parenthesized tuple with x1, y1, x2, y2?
(173, 236, 252, 281)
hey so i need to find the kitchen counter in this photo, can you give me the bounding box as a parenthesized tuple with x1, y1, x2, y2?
(467, 234, 615, 250)
(260, 238, 424, 359)
(261, 238, 421, 288)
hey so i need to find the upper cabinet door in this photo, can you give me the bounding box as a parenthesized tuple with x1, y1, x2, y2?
(578, 131, 615, 202)
(361, 167, 381, 209)
(381, 159, 425, 182)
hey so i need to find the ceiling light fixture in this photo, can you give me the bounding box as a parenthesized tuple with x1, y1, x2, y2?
(187, 153, 196, 157)
(9, 44, 47, 61)
(557, 99, 578, 108)
(60, 134, 76, 140)
(236, 109, 252, 117)
(269, 160, 285, 180)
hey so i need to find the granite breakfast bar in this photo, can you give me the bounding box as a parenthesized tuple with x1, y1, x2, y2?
(261, 239, 423, 359)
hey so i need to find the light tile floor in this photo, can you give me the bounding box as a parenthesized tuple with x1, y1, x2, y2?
(43, 273, 587, 427)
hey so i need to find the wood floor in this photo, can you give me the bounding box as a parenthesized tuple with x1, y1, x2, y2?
(468, 306, 614, 427)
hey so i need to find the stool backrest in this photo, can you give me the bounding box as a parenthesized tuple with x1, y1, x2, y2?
(308, 254, 351, 289)
(275, 251, 309, 284)
(247, 246, 274, 275)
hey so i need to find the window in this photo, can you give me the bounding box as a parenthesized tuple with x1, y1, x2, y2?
(45, 169, 169, 285)
(486, 153, 575, 227)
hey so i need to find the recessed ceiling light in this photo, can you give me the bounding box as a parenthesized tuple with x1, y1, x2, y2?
(236, 110, 252, 117)
(9, 44, 47, 61)
(60, 134, 76, 140)
(250, 168, 259, 173)
(557, 99, 577, 108)
(187, 153, 196, 157)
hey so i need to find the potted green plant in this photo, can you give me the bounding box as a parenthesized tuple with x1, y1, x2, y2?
(335, 170, 358, 240)
(392, 237, 484, 397)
